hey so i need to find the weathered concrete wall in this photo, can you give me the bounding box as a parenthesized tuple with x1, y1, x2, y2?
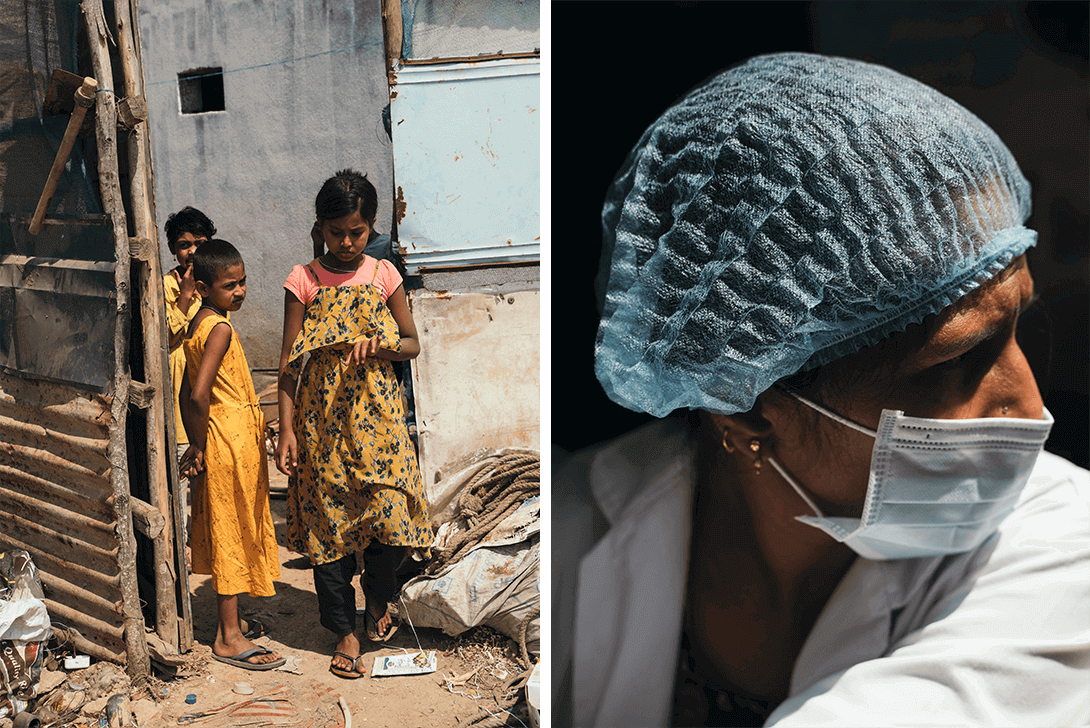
(139, 0, 393, 369)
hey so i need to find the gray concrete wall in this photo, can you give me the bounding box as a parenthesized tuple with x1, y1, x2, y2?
(139, 0, 393, 369)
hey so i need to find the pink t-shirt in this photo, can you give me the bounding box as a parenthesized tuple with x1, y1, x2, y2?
(283, 256, 402, 306)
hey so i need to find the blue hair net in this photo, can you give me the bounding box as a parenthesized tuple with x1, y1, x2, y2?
(595, 53, 1036, 417)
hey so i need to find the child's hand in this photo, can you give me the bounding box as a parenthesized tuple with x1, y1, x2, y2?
(179, 263, 197, 298)
(179, 445, 205, 478)
(276, 428, 298, 476)
(343, 336, 380, 366)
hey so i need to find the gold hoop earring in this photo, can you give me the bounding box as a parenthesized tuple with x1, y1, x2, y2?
(722, 428, 735, 453)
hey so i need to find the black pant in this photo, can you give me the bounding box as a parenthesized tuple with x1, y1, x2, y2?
(312, 542, 408, 637)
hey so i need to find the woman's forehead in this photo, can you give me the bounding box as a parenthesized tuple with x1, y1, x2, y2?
(909, 257, 1033, 372)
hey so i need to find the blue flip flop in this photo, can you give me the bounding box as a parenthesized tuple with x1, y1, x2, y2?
(211, 646, 285, 671)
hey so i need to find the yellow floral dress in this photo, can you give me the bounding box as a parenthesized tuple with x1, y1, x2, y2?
(285, 263, 431, 565)
(184, 314, 280, 596)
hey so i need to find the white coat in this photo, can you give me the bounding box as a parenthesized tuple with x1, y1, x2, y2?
(553, 419, 1090, 727)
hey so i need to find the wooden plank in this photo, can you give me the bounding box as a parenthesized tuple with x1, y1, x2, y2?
(128, 236, 155, 262)
(127, 381, 155, 409)
(130, 496, 165, 539)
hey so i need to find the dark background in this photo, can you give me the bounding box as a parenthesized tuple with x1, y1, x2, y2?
(551, 1, 1089, 469)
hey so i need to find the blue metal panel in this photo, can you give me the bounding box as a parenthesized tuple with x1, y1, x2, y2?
(391, 58, 539, 272)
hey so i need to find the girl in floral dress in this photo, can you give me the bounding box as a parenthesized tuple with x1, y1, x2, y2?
(275, 170, 431, 679)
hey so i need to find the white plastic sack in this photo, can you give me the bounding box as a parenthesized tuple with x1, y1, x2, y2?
(0, 550, 51, 720)
(401, 496, 540, 658)
(0, 551, 49, 643)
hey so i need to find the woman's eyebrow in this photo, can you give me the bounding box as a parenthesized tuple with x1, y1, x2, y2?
(930, 296, 1033, 360)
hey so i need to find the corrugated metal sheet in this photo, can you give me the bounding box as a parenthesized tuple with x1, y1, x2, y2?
(409, 289, 539, 493)
(391, 58, 539, 272)
(0, 371, 127, 662)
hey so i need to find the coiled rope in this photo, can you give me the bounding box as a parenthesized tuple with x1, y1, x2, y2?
(426, 453, 539, 575)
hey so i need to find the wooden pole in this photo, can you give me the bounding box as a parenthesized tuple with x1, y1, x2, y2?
(114, 0, 183, 652)
(382, 0, 403, 73)
(82, 0, 151, 682)
(126, 0, 193, 652)
(28, 77, 97, 235)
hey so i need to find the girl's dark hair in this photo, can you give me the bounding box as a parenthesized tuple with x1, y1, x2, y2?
(191, 239, 243, 286)
(164, 206, 217, 253)
(315, 169, 378, 223)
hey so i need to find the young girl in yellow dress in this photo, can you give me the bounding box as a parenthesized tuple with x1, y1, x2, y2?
(179, 239, 284, 670)
(275, 169, 431, 679)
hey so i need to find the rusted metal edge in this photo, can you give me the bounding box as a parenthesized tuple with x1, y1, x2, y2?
(46, 598, 125, 652)
(0, 456, 113, 509)
(0, 395, 110, 438)
(0, 531, 121, 597)
(0, 414, 110, 461)
(402, 51, 539, 66)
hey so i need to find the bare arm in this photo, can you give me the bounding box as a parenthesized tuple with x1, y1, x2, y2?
(343, 283, 421, 365)
(178, 321, 231, 477)
(375, 284, 420, 361)
(275, 290, 305, 475)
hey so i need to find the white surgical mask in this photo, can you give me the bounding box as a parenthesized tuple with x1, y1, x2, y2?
(768, 391, 1054, 560)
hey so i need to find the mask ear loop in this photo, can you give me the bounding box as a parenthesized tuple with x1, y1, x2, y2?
(768, 387, 878, 519)
(775, 386, 879, 438)
(766, 456, 825, 519)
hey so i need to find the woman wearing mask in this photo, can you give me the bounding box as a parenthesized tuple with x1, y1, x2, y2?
(554, 53, 1089, 727)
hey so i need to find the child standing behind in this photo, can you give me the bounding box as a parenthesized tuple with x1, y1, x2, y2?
(164, 208, 217, 554)
(164, 207, 216, 456)
(276, 169, 431, 679)
(179, 240, 284, 670)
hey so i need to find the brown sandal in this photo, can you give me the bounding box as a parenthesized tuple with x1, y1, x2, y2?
(364, 605, 399, 643)
(329, 651, 365, 679)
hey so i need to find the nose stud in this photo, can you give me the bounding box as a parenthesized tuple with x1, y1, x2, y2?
(1001, 405, 1009, 415)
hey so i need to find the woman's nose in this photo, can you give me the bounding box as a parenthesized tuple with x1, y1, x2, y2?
(988, 335, 1044, 419)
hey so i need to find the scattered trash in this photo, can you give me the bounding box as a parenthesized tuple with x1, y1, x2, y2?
(274, 655, 303, 674)
(104, 693, 130, 728)
(401, 453, 541, 661)
(11, 712, 40, 728)
(526, 661, 540, 728)
(63, 656, 89, 671)
(232, 683, 253, 696)
(184, 694, 196, 705)
(371, 650, 437, 678)
(338, 696, 352, 728)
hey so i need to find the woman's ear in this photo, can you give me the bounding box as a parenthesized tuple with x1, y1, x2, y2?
(708, 399, 775, 455)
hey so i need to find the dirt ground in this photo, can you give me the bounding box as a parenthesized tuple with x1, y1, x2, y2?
(29, 459, 533, 728)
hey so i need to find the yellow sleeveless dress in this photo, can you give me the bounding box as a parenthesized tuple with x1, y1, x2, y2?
(184, 314, 280, 596)
(285, 262, 431, 565)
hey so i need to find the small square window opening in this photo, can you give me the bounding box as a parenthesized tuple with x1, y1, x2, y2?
(178, 68, 225, 114)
